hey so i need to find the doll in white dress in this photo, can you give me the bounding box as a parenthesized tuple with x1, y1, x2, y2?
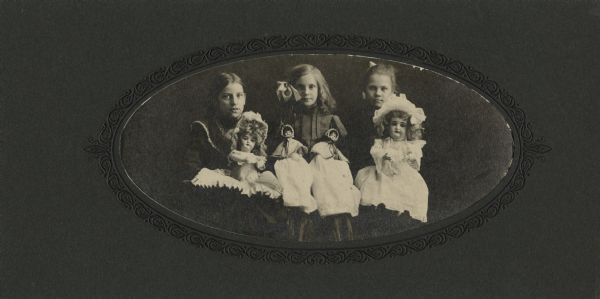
(310, 128, 361, 241)
(191, 111, 282, 199)
(354, 95, 429, 222)
(272, 124, 317, 241)
(272, 124, 316, 213)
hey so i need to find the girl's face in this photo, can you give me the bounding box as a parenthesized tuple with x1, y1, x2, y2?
(294, 74, 319, 108)
(239, 134, 257, 152)
(388, 116, 407, 141)
(365, 74, 393, 109)
(283, 129, 293, 138)
(217, 83, 246, 119)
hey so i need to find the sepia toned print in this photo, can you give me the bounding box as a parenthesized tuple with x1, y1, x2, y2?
(120, 54, 513, 242)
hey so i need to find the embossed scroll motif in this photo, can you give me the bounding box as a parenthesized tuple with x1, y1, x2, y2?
(85, 34, 550, 264)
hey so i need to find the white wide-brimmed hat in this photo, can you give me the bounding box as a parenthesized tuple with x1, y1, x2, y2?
(372, 93, 426, 126)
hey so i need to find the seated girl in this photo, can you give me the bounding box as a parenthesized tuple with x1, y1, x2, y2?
(191, 111, 282, 199)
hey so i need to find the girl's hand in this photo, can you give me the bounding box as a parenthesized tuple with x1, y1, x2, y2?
(256, 157, 267, 169)
(245, 154, 259, 164)
(382, 161, 397, 177)
(290, 152, 302, 161)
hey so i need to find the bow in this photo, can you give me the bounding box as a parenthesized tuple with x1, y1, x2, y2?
(276, 81, 301, 103)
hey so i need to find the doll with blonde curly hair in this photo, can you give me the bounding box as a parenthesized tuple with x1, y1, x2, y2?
(354, 95, 429, 222)
(192, 111, 282, 199)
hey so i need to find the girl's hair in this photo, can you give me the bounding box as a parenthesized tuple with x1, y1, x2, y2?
(287, 64, 336, 114)
(206, 72, 245, 116)
(231, 127, 267, 157)
(362, 63, 398, 93)
(377, 110, 423, 141)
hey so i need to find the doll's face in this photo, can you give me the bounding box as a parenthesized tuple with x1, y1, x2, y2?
(239, 133, 257, 152)
(365, 74, 393, 109)
(388, 116, 407, 141)
(217, 83, 246, 119)
(283, 128, 294, 138)
(328, 131, 339, 142)
(294, 74, 319, 108)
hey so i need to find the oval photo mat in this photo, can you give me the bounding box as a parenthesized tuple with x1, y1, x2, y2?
(118, 53, 514, 242)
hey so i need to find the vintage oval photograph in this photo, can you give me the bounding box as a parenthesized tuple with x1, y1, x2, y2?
(117, 53, 513, 243)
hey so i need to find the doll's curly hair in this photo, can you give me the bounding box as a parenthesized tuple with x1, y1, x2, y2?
(377, 110, 424, 141)
(230, 112, 268, 156)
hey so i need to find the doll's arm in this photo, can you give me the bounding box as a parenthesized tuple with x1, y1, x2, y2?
(370, 140, 397, 176)
(310, 142, 334, 159)
(228, 150, 258, 165)
(296, 144, 309, 156)
(406, 140, 426, 171)
(369, 139, 387, 172)
(256, 156, 267, 170)
(290, 141, 308, 161)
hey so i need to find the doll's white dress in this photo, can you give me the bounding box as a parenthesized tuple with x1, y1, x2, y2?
(191, 150, 282, 199)
(309, 141, 361, 217)
(354, 138, 429, 222)
(272, 138, 317, 213)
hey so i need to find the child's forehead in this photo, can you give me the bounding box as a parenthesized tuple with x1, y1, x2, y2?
(367, 73, 393, 85)
(296, 73, 318, 84)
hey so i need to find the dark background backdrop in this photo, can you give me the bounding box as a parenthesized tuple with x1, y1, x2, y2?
(2, 1, 598, 298)
(121, 54, 512, 233)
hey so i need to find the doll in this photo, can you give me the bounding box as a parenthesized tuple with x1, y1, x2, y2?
(354, 95, 429, 222)
(272, 125, 317, 241)
(310, 128, 361, 241)
(272, 124, 316, 213)
(191, 111, 282, 199)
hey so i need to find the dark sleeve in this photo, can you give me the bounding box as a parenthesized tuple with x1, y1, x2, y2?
(329, 115, 350, 162)
(330, 115, 348, 137)
(183, 121, 212, 179)
(346, 111, 374, 175)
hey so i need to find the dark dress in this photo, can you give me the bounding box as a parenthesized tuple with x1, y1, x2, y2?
(183, 116, 238, 179)
(182, 115, 291, 238)
(275, 104, 348, 156)
(346, 104, 378, 176)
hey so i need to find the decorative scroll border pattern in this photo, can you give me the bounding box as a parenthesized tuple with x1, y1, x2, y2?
(84, 34, 551, 264)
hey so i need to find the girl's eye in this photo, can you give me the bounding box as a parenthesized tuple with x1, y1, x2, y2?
(222, 94, 233, 100)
